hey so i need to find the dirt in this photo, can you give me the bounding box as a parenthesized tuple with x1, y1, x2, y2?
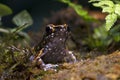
(42, 51, 120, 80)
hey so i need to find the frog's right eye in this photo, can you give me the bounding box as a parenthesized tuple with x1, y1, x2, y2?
(46, 26, 54, 34)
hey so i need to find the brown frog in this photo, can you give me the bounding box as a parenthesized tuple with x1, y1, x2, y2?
(32, 24, 76, 69)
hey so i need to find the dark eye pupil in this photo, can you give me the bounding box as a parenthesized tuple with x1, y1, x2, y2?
(46, 27, 52, 33)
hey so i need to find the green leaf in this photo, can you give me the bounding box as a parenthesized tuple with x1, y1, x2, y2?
(59, 0, 94, 21)
(93, 26, 108, 39)
(102, 7, 114, 13)
(74, 5, 87, 16)
(92, 1, 114, 13)
(100, 1, 114, 7)
(0, 27, 31, 41)
(114, 0, 120, 4)
(69, 3, 94, 21)
(105, 13, 117, 31)
(115, 4, 120, 16)
(11, 23, 30, 33)
(58, 0, 70, 4)
(109, 25, 120, 34)
(0, 3, 12, 17)
(113, 33, 120, 42)
(93, 1, 114, 8)
(89, 0, 101, 3)
(12, 10, 33, 27)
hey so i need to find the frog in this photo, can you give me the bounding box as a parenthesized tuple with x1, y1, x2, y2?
(31, 24, 76, 69)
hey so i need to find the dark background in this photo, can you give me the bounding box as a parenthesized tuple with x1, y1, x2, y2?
(0, 0, 90, 31)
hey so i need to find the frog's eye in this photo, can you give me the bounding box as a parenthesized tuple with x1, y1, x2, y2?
(63, 24, 70, 32)
(46, 26, 54, 33)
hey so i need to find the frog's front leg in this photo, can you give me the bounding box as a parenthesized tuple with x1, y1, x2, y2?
(33, 57, 58, 71)
(30, 48, 58, 71)
(30, 48, 45, 69)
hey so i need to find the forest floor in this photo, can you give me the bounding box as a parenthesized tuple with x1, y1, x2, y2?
(41, 51, 120, 80)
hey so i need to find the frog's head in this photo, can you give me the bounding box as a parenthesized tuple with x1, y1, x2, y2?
(34, 24, 70, 52)
(44, 24, 70, 46)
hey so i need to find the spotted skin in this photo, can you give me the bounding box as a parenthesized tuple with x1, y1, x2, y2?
(34, 24, 76, 64)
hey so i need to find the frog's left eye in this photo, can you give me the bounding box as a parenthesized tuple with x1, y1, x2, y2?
(46, 26, 54, 34)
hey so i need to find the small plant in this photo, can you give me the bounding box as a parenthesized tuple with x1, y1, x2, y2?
(0, 3, 33, 79)
(0, 10, 33, 42)
(59, 0, 120, 51)
(85, 0, 120, 50)
(85, 24, 120, 50)
(89, 0, 120, 31)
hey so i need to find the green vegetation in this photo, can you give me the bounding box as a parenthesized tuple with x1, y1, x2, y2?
(60, 0, 120, 51)
(88, 0, 120, 50)
(90, 0, 120, 31)
(0, 3, 33, 79)
(85, 25, 120, 50)
(0, 3, 12, 17)
(59, 0, 95, 21)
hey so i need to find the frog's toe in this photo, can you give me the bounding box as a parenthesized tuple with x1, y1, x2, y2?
(43, 64, 59, 71)
(67, 51, 77, 63)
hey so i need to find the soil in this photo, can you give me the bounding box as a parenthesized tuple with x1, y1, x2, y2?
(42, 51, 120, 80)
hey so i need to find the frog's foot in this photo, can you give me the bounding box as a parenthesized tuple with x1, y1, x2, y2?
(30, 56, 58, 71)
(68, 51, 77, 63)
(65, 51, 77, 63)
(36, 58, 59, 71)
(36, 59, 59, 71)
(43, 64, 59, 71)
